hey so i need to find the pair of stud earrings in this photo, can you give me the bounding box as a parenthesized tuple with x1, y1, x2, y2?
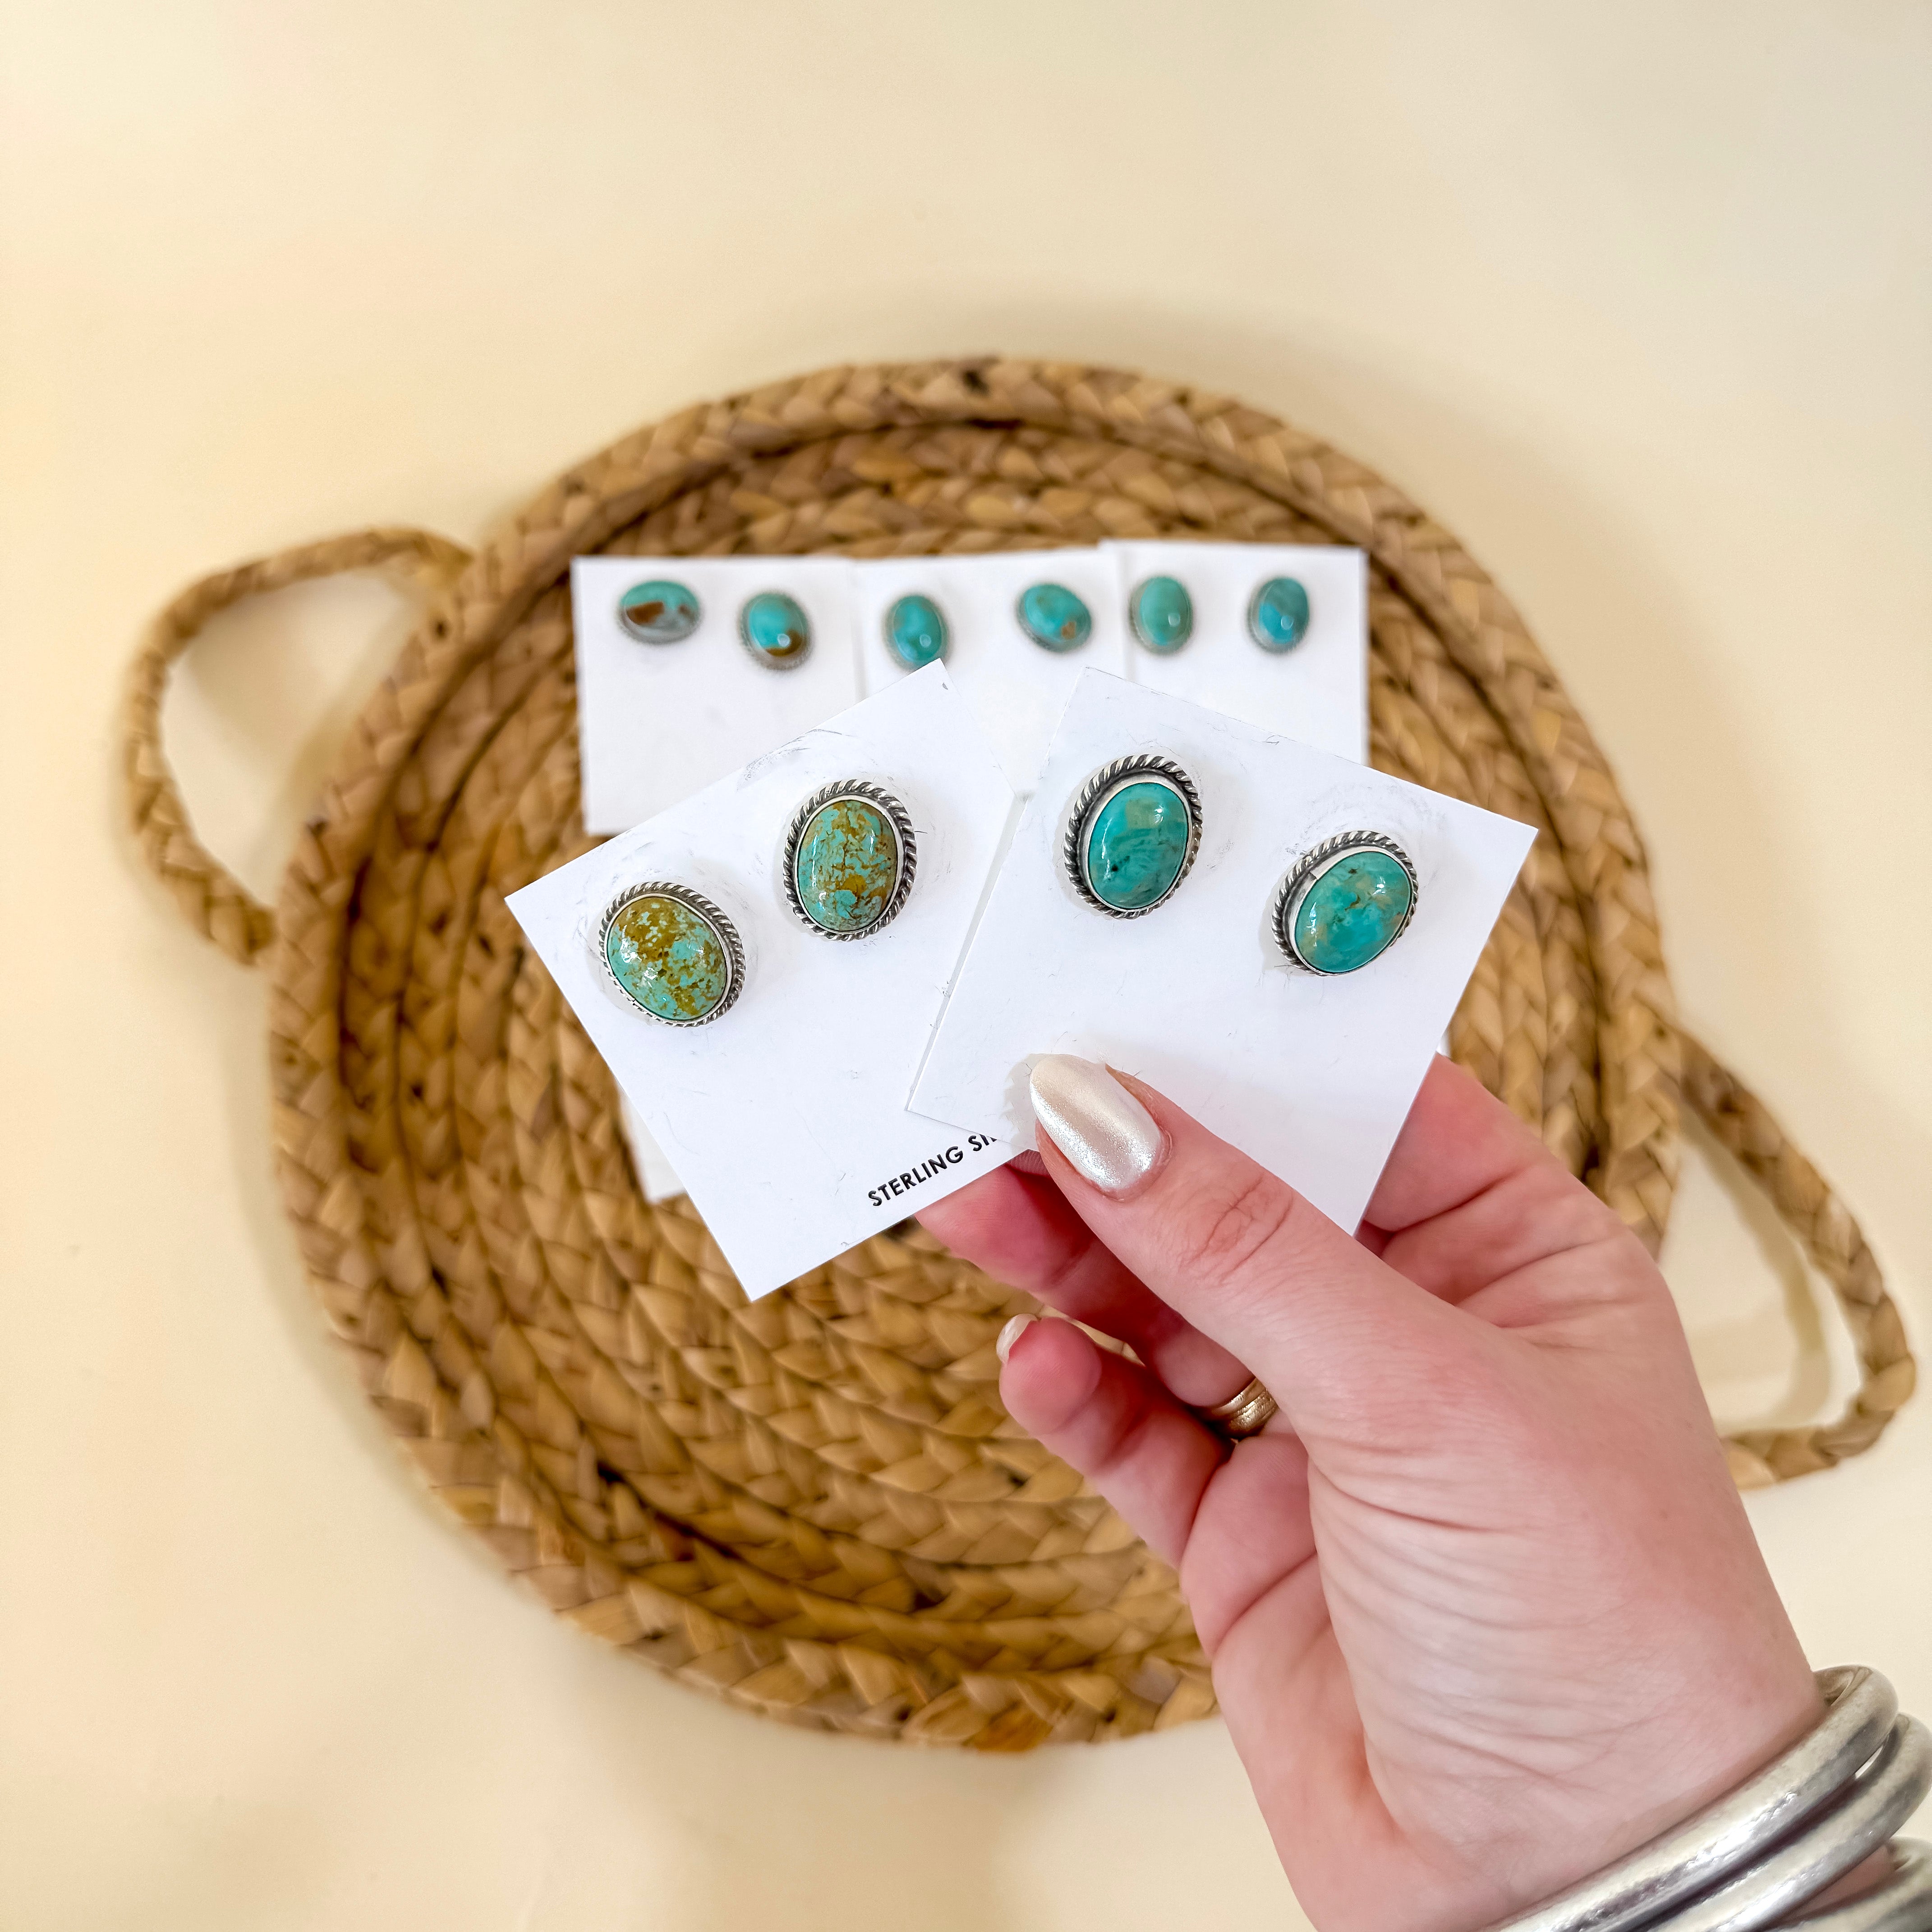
(1127, 574, 1311, 656)
(618, 580, 812, 671)
(882, 581, 1092, 670)
(598, 782, 915, 1026)
(1063, 754, 1417, 975)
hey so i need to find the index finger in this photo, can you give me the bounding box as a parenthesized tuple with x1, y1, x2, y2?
(920, 1162, 1253, 1406)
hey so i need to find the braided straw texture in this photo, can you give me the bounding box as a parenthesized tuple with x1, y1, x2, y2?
(123, 359, 1914, 1746)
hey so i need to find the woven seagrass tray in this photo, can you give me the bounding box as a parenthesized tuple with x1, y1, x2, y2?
(124, 359, 1914, 1749)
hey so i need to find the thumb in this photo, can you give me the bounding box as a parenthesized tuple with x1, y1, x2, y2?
(1026, 1054, 1481, 1446)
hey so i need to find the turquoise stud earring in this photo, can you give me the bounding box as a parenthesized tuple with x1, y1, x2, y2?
(783, 781, 917, 939)
(1128, 575, 1193, 654)
(617, 578, 701, 645)
(599, 883, 745, 1025)
(1063, 754, 1202, 919)
(883, 593, 948, 671)
(1017, 581, 1092, 653)
(738, 590, 813, 670)
(1272, 833, 1417, 974)
(1248, 576, 1311, 652)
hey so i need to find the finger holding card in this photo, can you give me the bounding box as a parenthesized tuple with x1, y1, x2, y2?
(909, 670, 1536, 1239)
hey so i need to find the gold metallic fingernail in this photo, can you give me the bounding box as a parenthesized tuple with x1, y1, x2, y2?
(1029, 1055, 1166, 1195)
(995, 1314, 1036, 1365)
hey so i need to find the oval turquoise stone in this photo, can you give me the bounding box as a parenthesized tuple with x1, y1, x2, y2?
(1249, 576, 1311, 651)
(1293, 852, 1414, 972)
(1017, 581, 1092, 652)
(884, 593, 948, 670)
(1129, 575, 1193, 654)
(616, 578, 700, 644)
(605, 894, 730, 1021)
(793, 796, 900, 934)
(1084, 780, 1191, 911)
(740, 590, 812, 667)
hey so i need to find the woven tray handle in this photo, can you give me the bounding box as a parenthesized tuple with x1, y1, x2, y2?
(123, 527, 472, 964)
(1681, 1038, 1916, 1486)
(119, 536, 1911, 1484)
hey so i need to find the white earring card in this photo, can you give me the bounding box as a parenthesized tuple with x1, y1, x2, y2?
(574, 556, 861, 836)
(1112, 541, 1368, 764)
(851, 548, 1130, 793)
(910, 672, 1535, 1235)
(511, 667, 1018, 1298)
(616, 1095, 686, 1203)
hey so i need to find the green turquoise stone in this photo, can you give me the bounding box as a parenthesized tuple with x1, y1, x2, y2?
(605, 894, 730, 1021)
(1084, 780, 1191, 911)
(740, 590, 812, 667)
(793, 796, 900, 934)
(616, 578, 700, 644)
(1017, 581, 1092, 652)
(1129, 575, 1193, 653)
(1293, 852, 1414, 972)
(884, 593, 948, 670)
(1249, 576, 1311, 652)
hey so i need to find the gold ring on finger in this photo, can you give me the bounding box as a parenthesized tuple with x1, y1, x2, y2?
(1194, 1375, 1278, 1440)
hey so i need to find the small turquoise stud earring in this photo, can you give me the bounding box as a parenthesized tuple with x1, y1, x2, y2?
(883, 593, 948, 671)
(1063, 754, 1202, 919)
(1272, 833, 1417, 974)
(617, 579, 701, 644)
(783, 781, 917, 939)
(1017, 582, 1092, 653)
(599, 883, 745, 1025)
(738, 590, 813, 670)
(1248, 576, 1311, 652)
(1129, 575, 1193, 654)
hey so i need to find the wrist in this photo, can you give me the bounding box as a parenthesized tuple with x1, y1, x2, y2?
(1472, 1669, 1932, 1932)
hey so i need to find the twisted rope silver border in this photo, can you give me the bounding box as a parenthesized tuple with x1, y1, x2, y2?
(596, 881, 746, 1026)
(1271, 831, 1418, 973)
(735, 590, 813, 672)
(1061, 754, 1203, 920)
(781, 781, 918, 941)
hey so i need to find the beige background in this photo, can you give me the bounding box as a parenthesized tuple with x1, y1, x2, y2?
(2, 2, 1926, 1926)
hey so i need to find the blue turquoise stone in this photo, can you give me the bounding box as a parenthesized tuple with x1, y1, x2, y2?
(884, 593, 948, 670)
(1249, 576, 1311, 652)
(740, 590, 812, 667)
(1084, 780, 1191, 911)
(793, 796, 901, 934)
(1017, 581, 1092, 652)
(616, 578, 700, 644)
(605, 894, 730, 1021)
(1129, 575, 1193, 654)
(1293, 852, 1414, 972)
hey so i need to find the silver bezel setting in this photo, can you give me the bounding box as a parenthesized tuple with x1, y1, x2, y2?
(1014, 583, 1093, 653)
(1271, 831, 1418, 974)
(782, 781, 918, 941)
(616, 580, 702, 645)
(1246, 576, 1311, 652)
(882, 593, 949, 669)
(736, 590, 813, 672)
(597, 881, 745, 1025)
(1062, 754, 1203, 920)
(1127, 575, 1193, 655)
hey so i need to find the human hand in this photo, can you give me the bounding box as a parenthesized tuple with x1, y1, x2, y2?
(920, 1055, 1822, 1932)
